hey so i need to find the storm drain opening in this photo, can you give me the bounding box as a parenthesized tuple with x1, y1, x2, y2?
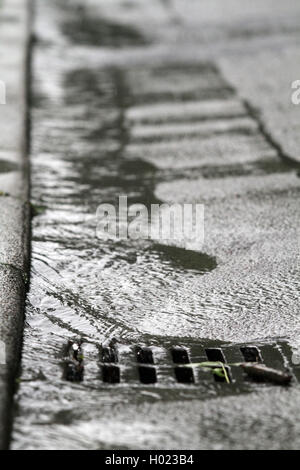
(61, 340, 296, 389)
(136, 346, 154, 364)
(171, 347, 190, 364)
(174, 366, 194, 384)
(205, 348, 226, 363)
(102, 365, 121, 384)
(63, 340, 84, 383)
(138, 365, 157, 384)
(171, 347, 194, 384)
(102, 346, 119, 363)
(240, 346, 262, 363)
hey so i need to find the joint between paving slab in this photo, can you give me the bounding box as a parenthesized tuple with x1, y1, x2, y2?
(243, 99, 300, 170)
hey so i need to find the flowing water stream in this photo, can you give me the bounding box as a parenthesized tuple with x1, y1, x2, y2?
(11, 0, 300, 450)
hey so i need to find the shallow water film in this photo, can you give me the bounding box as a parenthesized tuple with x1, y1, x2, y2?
(12, 0, 300, 450)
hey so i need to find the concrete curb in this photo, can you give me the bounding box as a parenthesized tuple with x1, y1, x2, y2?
(0, 0, 31, 449)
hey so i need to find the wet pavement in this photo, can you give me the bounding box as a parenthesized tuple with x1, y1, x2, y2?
(11, 0, 300, 449)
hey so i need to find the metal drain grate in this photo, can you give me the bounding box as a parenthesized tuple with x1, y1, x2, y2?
(62, 340, 299, 392)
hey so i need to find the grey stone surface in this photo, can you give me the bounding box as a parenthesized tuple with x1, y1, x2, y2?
(0, 197, 29, 271)
(9, 0, 300, 451)
(0, 0, 30, 449)
(0, 265, 25, 450)
(0, 150, 26, 198)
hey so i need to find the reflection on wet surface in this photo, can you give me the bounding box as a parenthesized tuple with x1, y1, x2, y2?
(62, 2, 148, 47)
(149, 244, 217, 273)
(12, 0, 300, 450)
(0, 160, 18, 173)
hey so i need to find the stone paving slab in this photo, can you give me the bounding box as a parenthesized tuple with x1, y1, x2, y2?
(0, 265, 25, 450)
(0, 197, 29, 270)
(0, 0, 30, 449)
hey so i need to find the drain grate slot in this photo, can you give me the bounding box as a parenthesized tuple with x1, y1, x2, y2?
(136, 346, 154, 364)
(174, 366, 194, 384)
(171, 347, 190, 364)
(63, 340, 84, 383)
(240, 346, 262, 363)
(213, 365, 232, 383)
(205, 348, 226, 363)
(138, 365, 157, 384)
(102, 344, 120, 383)
(102, 365, 120, 384)
(102, 346, 118, 363)
(171, 347, 194, 383)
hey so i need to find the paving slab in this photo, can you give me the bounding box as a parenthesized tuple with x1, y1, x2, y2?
(0, 265, 25, 450)
(0, 0, 30, 449)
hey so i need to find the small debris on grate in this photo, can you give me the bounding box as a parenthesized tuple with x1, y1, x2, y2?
(63, 340, 84, 382)
(241, 363, 292, 385)
(213, 365, 231, 383)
